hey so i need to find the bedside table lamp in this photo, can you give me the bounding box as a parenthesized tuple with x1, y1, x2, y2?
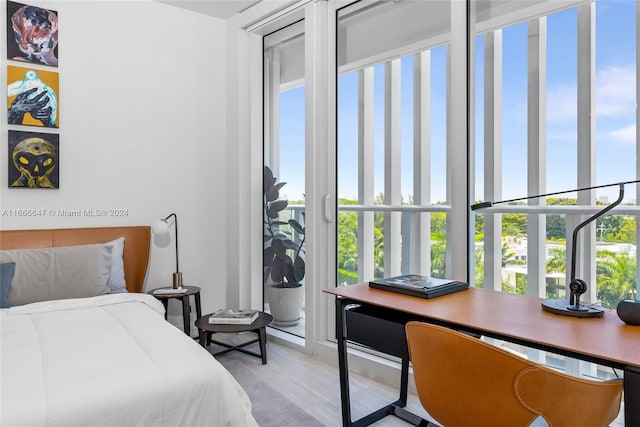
(152, 213, 183, 289)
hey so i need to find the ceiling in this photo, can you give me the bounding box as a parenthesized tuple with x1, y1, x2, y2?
(155, 0, 262, 20)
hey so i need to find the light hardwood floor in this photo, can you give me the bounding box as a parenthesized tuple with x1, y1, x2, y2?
(213, 334, 625, 426)
(214, 334, 431, 426)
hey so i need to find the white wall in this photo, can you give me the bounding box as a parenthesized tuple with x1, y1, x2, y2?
(1, 0, 229, 325)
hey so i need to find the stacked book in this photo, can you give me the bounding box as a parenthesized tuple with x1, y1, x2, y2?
(153, 287, 188, 295)
(208, 309, 259, 325)
(369, 274, 468, 299)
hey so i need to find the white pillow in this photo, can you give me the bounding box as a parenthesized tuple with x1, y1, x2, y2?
(0, 243, 112, 306)
(104, 237, 127, 293)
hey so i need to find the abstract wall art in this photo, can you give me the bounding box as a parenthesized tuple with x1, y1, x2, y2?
(6, 1, 58, 67)
(8, 130, 59, 189)
(7, 65, 59, 128)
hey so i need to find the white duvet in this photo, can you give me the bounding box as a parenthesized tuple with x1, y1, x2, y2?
(0, 293, 258, 427)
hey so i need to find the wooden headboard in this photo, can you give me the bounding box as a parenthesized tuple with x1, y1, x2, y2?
(0, 226, 151, 293)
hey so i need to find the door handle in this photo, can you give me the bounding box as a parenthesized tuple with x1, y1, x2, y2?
(324, 194, 333, 223)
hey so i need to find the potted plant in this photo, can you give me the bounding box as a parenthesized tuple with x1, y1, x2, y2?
(263, 165, 305, 325)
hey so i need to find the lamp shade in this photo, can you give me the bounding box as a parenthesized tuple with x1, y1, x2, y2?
(151, 219, 170, 236)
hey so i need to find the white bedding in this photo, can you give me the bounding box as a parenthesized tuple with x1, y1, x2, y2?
(0, 293, 258, 427)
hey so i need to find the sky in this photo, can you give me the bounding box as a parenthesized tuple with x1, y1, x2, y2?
(276, 0, 637, 205)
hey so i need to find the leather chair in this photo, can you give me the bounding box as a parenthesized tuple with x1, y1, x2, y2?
(405, 322, 623, 427)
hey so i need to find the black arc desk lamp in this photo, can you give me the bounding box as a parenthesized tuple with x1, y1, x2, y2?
(471, 179, 640, 318)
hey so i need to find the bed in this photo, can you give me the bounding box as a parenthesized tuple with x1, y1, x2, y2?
(0, 226, 257, 427)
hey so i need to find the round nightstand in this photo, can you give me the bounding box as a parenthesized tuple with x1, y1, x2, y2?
(149, 285, 201, 336)
(195, 311, 273, 364)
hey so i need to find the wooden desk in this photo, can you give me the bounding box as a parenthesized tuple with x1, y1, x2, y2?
(325, 284, 640, 427)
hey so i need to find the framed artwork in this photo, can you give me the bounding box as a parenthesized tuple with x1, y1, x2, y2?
(7, 65, 59, 128)
(6, 1, 58, 67)
(8, 130, 59, 189)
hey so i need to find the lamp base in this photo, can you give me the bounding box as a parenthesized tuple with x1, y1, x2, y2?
(541, 299, 604, 318)
(173, 272, 183, 289)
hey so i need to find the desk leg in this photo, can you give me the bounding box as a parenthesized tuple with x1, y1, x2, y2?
(335, 297, 432, 427)
(336, 297, 353, 427)
(625, 366, 640, 425)
(398, 356, 409, 406)
(181, 296, 190, 336)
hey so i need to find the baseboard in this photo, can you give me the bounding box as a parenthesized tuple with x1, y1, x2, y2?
(266, 327, 307, 351)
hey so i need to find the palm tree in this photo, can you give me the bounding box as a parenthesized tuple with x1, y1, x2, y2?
(474, 248, 484, 288)
(546, 247, 566, 274)
(501, 242, 515, 268)
(430, 232, 446, 278)
(337, 211, 358, 273)
(597, 250, 636, 309)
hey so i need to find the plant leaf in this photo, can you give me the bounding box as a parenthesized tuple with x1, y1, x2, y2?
(267, 201, 288, 218)
(293, 256, 305, 283)
(263, 166, 276, 194)
(289, 219, 304, 234)
(266, 182, 287, 202)
(263, 247, 275, 267)
(271, 239, 286, 257)
(282, 238, 298, 250)
(269, 199, 288, 213)
(271, 259, 286, 282)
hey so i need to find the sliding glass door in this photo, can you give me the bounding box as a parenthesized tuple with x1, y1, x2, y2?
(336, 0, 467, 288)
(263, 22, 306, 338)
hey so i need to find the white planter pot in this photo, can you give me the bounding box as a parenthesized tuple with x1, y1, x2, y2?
(266, 284, 304, 326)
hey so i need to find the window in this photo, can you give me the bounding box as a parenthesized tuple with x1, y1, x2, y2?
(336, 0, 465, 286)
(473, 0, 638, 305)
(472, 0, 638, 378)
